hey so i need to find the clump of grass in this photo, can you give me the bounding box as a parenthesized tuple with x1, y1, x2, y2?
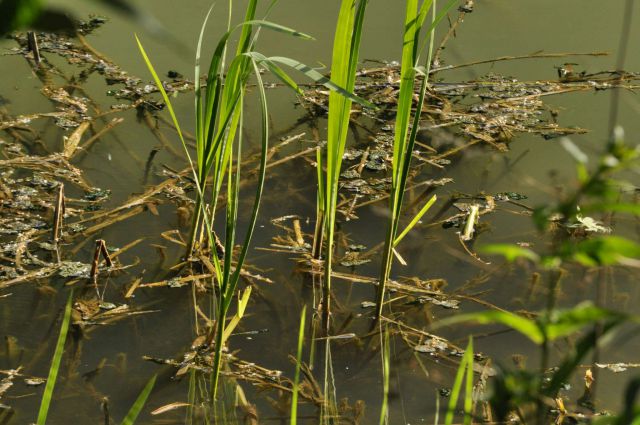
(136, 0, 305, 399)
(375, 0, 459, 320)
(36, 290, 73, 425)
(137, 0, 371, 400)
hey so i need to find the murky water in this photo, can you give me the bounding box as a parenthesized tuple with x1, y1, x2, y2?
(1, 1, 640, 423)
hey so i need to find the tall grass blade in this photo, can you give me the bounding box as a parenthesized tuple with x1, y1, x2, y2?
(210, 57, 271, 399)
(375, 0, 458, 321)
(290, 305, 307, 425)
(120, 374, 157, 425)
(322, 0, 369, 332)
(36, 290, 73, 425)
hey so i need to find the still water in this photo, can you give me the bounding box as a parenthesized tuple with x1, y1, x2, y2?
(1, 1, 639, 423)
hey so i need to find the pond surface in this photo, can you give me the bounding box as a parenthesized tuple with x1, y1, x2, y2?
(1, 1, 640, 423)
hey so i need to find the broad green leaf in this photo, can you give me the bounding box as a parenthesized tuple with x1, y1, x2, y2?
(480, 244, 540, 263)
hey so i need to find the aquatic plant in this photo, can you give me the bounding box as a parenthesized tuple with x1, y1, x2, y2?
(375, 0, 459, 320)
(36, 290, 73, 425)
(444, 337, 474, 425)
(446, 134, 640, 423)
(137, 0, 370, 401)
(136, 0, 303, 400)
(319, 0, 369, 332)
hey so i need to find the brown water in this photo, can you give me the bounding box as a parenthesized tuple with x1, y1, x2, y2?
(1, 1, 640, 423)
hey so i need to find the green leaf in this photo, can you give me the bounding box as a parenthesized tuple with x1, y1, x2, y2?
(480, 244, 540, 263)
(393, 195, 437, 246)
(545, 302, 628, 341)
(435, 310, 544, 344)
(241, 19, 314, 40)
(120, 374, 157, 425)
(567, 236, 640, 266)
(245, 52, 302, 94)
(253, 55, 375, 109)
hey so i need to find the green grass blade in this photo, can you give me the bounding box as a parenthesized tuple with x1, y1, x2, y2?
(227, 59, 270, 298)
(444, 337, 473, 425)
(316, 147, 325, 208)
(434, 310, 543, 344)
(463, 338, 474, 425)
(322, 0, 370, 331)
(241, 20, 314, 40)
(135, 35, 196, 175)
(120, 374, 157, 425)
(393, 194, 437, 246)
(259, 55, 375, 109)
(347, 0, 369, 88)
(195, 3, 215, 155)
(379, 327, 390, 425)
(290, 305, 307, 425)
(236, 0, 258, 55)
(245, 52, 302, 94)
(36, 290, 73, 425)
(374, 0, 421, 320)
(416, 0, 461, 63)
